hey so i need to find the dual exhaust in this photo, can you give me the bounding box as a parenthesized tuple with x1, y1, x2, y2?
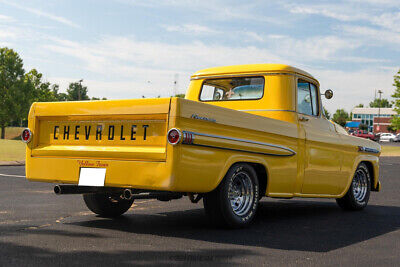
(54, 185, 182, 201)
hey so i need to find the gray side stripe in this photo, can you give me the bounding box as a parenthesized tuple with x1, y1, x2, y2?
(182, 131, 296, 156)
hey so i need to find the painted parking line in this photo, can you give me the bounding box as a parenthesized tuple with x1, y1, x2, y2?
(0, 173, 25, 178)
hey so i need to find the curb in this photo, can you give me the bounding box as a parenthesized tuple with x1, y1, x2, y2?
(0, 161, 25, 166)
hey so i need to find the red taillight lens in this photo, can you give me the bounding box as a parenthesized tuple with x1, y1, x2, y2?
(21, 128, 32, 143)
(167, 128, 181, 145)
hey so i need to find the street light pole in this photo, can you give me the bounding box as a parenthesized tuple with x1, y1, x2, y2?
(78, 79, 83, 100)
(377, 90, 383, 132)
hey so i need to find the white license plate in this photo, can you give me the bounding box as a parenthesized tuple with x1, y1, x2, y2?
(78, 168, 106, 186)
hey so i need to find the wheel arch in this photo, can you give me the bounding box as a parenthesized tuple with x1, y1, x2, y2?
(360, 160, 379, 192)
(339, 156, 380, 197)
(212, 155, 270, 197)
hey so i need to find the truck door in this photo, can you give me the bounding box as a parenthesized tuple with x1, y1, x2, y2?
(296, 79, 343, 195)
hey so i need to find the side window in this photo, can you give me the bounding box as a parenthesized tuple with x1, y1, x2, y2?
(297, 81, 312, 115)
(297, 80, 319, 116)
(309, 84, 319, 116)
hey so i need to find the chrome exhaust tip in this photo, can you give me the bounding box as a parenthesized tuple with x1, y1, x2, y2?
(123, 189, 133, 200)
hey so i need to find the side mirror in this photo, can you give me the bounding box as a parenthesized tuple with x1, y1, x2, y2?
(323, 89, 333, 99)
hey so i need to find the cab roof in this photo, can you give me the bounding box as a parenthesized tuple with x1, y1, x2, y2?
(192, 64, 316, 81)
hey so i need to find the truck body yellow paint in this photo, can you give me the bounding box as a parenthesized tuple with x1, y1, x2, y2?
(25, 64, 380, 198)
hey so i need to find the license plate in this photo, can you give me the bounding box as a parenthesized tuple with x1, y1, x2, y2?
(78, 168, 106, 186)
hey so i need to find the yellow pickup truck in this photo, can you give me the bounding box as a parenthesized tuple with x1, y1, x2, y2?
(22, 64, 381, 228)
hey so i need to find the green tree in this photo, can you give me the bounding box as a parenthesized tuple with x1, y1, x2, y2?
(67, 81, 89, 101)
(51, 84, 68, 101)
(391, 69, 400, 130)
(323, 107, 331, 119)
(332, 109, 350, 127)
(356, 103, 364, 107)
(0, 47, 26, 139)
(174, 93, 185, 98)
(25, 69, 58, 102)
(369, 98, 392, 108)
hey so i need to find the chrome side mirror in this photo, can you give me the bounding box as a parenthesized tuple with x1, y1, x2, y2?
(323, 89, 333, 99)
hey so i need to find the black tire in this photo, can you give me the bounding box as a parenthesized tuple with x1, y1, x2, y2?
(336, 163, 371, 210)
(83, 193, 134, 218)
(203, 163, 259, 228)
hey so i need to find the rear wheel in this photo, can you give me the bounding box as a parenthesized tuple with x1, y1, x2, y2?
(203, 163, 259, 228)
(336, 163, 371, 210)
(83, 193, 134, 218)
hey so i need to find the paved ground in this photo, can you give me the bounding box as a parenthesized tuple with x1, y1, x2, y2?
(0, 158, 399, 266)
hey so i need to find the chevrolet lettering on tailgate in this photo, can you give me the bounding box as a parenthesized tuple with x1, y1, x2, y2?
(52, 124, 150, 141)
(23, 64, 381, 228)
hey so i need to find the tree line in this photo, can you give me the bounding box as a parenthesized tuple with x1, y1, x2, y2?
(0, 47, 106, 139)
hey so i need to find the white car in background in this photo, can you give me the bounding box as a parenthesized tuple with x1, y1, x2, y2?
(379, 133, 397, 142)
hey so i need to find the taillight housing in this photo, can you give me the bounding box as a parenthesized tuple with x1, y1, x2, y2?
(167, 128, 182, 145)
(21, 128, 32, 143)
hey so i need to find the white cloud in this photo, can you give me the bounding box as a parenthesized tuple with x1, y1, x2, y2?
(289, 5, 366, 22)
(0, 14, 14, 22)
(349, 0, 400, 8)
(0, 28, 17, 39)
(266, 35, 360, 61)
(370, 12, 400, 33)
(162, 24, 219, 35)
(0, 1, 79, 28)
(40, 34, 397, 113)
(341, 25, 400, 46)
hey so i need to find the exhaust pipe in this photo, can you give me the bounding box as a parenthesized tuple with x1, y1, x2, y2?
(122, 189, 133, 200)
(54, 185, 183, 201)
(54, 185, 123, 195)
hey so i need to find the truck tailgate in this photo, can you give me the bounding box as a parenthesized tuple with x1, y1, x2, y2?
(29, 98, 170, 161)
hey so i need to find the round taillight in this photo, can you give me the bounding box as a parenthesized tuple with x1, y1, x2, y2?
(21, 128, 32, 143)
(167, 128, 181, 145)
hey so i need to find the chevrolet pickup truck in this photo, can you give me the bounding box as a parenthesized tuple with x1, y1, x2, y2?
(23, 64, 381, 228)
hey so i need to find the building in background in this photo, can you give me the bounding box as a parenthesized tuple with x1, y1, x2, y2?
(351, 107, 397, 133)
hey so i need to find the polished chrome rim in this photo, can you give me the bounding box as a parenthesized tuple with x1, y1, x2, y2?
(228, 171, 254, 216)
(352, 169, 368, 203)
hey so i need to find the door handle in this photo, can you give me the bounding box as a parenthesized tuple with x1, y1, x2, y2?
(299, 116, 309, 122)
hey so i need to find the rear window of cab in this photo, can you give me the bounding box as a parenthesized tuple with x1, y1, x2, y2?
(199, 76, 264, 101)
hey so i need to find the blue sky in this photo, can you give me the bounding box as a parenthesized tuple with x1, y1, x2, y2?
(0, 0, 399, 113)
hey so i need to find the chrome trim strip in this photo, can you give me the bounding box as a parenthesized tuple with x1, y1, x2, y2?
(358, 146, 380, 154)
(191, 72, 297, 80)
(239, 109, 296, 112)
(182, 131, 296, 156)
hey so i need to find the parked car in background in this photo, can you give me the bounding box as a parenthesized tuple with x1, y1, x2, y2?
(351, 130, 379, 141)
(393, 133, 400, 142)
(379, 133, 397, 142)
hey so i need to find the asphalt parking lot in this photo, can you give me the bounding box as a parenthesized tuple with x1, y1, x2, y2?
(0, 157, 399, 266)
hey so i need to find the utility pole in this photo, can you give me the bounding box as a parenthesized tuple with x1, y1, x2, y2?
(78, 79, 83, 100)
(377, 90, 383, 132)
(173, 74, 179, 96)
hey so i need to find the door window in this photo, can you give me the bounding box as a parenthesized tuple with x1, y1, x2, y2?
(297, 80, 319, 116)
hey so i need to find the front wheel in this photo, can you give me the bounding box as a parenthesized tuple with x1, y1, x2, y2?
(203, 163, 259, 228)
(83, 193, 134, 218)
(336, 163, 371, 210)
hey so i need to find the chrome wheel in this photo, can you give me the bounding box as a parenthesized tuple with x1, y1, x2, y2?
(352, 169, 368, 203)
(228, 171, 255, 216)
